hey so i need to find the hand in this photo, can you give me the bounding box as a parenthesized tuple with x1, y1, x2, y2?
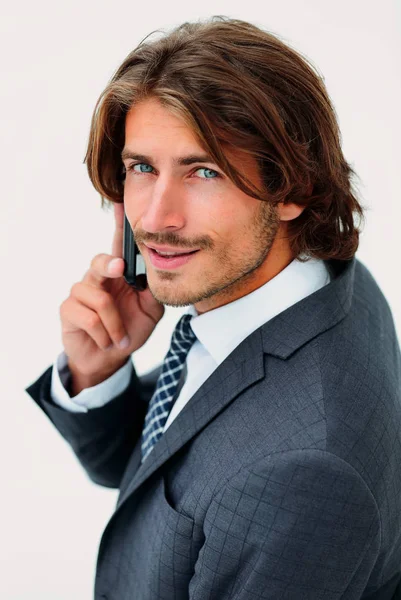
(59, 202, 164, 392)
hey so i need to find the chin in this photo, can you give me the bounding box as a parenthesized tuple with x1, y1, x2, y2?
(147, 279, 194, 307)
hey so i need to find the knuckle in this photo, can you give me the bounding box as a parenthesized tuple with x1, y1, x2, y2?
(96, 291, 111, 310)
(70, 282, 80, 297)
(89, 255, 99, 270)
(59, 301, 67, 319)
(86, 314, 100, 330)
(90, 253, 108, 273)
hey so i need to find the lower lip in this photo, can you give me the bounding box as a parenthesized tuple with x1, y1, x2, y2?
(147, 247, 200, 269)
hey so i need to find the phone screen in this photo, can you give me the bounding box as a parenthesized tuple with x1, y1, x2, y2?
(123, 212, 147, 290)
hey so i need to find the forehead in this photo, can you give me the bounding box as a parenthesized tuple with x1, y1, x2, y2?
(125, 97, 199, 144)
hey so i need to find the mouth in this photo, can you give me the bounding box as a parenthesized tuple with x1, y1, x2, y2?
(146, 246, 200, 270)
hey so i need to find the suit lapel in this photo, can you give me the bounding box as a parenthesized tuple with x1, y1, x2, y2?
(116, 326, 265, 509)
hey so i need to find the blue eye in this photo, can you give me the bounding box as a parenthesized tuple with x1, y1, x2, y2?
(196, 168, 219, 179)
(131, 163, 153, 173)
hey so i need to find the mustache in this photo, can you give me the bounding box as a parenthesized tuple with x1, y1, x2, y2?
(134, 233, 213, 250)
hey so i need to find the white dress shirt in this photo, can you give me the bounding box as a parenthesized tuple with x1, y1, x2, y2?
(51, 255, 331, 433)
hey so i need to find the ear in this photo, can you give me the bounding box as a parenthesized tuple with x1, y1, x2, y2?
(277, 202, 305, 221)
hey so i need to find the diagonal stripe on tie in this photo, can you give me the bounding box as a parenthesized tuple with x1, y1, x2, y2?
(140, 313, 197, 463)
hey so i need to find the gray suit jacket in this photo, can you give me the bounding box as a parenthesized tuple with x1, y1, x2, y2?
(25, 256, 401, 599)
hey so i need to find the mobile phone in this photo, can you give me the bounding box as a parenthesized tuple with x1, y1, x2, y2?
(123, 213, 147, 291)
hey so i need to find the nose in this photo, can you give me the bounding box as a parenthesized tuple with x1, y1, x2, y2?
(140, 175, 186, 234)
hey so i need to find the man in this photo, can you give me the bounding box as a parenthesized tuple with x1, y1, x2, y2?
(25, 16, 401, 600)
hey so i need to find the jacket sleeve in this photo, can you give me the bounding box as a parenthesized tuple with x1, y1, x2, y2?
(24, 361, 161, 489)
(189, 449, 381, 600)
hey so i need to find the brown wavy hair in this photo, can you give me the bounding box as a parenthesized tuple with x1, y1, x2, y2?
(84, 16, 366, 262)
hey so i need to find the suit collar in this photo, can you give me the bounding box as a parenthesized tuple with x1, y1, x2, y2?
(187, 254, 331, 366)
(261, 257, 355, 359)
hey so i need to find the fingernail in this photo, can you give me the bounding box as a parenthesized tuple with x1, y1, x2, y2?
(108, 258, 121, 273)
(118, 335, 130, 349)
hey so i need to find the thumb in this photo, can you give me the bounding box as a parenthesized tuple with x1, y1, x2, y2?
(111, 202, 125, 258)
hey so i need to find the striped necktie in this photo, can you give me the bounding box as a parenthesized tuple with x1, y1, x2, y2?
(140, 313, 196, 463)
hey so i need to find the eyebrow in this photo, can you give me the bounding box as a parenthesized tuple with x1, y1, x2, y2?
(120, 150, 217, 167)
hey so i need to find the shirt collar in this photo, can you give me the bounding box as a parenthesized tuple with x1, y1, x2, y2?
(185, 255, 332, 366)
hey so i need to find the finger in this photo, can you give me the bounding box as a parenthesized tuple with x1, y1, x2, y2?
(69, 282, 130, 349)
(61, 298, 115, 351)
(82, 253, 125, 288)
(111, 201, 125, 259)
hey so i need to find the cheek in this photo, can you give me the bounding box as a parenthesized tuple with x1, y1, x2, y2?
(191, 188, 247, 229)
(123, 187, 148, 227)
(123, 174, 154, 200)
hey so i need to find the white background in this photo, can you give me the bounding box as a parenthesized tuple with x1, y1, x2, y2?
(1, 0, 400, 598)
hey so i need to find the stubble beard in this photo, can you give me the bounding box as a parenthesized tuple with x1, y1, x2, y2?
(148, 200, 281, 308)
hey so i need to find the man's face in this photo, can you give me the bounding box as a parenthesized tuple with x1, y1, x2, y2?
(122, 97, 286, 313)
